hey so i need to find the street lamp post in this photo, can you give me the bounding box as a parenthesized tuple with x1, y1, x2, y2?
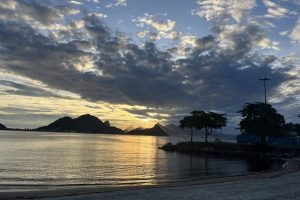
(260, 77, 270, 104)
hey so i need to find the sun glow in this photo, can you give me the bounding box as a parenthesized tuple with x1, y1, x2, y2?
(0, 94, 163, 129)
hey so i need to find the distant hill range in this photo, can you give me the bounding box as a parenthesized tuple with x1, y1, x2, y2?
(125, 123, 234, 139)
(127, 123, 168, 136)
(2, 115, 236, 139)
(36, 115, 170, 136)
(0, 123, 7, 130)
(36, 114, 124, 134)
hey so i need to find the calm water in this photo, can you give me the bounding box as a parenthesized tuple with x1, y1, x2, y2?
(0, 131, 283, 186)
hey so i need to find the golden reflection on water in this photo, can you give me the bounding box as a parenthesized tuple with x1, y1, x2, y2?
(1, 132, 169, 185)
(27, 135, 166, 184)
(86, 135, 169, 185)
(0, 131, 281, 186)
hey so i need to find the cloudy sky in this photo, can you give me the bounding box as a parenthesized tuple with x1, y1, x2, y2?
(0, 0, 299, 132)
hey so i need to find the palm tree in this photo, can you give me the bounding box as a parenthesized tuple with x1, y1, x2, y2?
(179, 116, 197, 143)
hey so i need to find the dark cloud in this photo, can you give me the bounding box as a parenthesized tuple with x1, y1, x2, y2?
(0, 106, 51, 114)
(0, 13, 192, 107)
(0, 80, 70, 98)
(0, 0, 296, 127)
(0, 0, 79, 24)
(17, 0, 63, 24)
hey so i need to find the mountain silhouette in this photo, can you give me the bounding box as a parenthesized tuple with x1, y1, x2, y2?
(127, 123, 168, 136)
(0, 123, 7, 130)
(36, 114, 124, 134)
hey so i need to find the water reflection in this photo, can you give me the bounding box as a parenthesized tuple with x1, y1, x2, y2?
(0, 131, 282, 186)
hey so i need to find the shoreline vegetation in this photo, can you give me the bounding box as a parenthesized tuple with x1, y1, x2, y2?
(159, 141, 300, 158)
(1, 102, 300, 158)
(160, 103, 300, 159)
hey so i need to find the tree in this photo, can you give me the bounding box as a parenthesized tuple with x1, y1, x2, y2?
(191, 111, 227, 143)
(238, 102, 285, 145)
(179, 116, 197, 143)
(180, 111, 227, 143)
(284, 117, 300, 136)
(284, 123, 300, 136)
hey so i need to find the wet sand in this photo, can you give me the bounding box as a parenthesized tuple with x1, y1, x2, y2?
(0, 159, 298, 200)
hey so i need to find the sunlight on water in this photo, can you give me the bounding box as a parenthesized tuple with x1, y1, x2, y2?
(0, 131, 282, 186)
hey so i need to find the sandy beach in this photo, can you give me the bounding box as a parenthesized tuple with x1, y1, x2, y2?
(0, 159, 299, 200)
(44, 171, 300, 200)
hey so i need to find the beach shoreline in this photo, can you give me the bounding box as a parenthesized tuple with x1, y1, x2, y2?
(0, 158, 298, 200)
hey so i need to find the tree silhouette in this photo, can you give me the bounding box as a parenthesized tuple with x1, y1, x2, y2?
(238, 102, 285, 145)
(191, 111, 227, 143)
(179, 115, 197, 143)
(283, 122, 300, 136)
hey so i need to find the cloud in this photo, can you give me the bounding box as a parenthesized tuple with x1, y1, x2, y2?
(191, 0, 298, 51)
(0, 0, 297, 128)
(290, 17, 300, 43)
(87, 12, 108, 19)
(134, 13, 179, 42)
(13, 0, 65, 24)
(106, 0, 127, 8)
(137, 30, 181, 42)
(191, 0, 283, 51)
(70, 1, 82, 5)
(0, 0, 17, 10)
(0, 80, 64, 98)
(0, 13, 191, 107)
(175, 27, 289, 110)
(134, 13, 176, 32)
(191, 0, 256, 22)
(137, 30, 149, 38)
(263, 0, 290, 18)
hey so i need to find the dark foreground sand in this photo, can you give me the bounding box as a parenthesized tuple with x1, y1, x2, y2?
(1, 159, 299, 200)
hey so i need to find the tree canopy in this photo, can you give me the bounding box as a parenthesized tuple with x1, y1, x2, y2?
(238, 102, 285, 144)
(179, 115, 197, 143)
(192, 111, 227, 143)
(179, 116, 197, 129)
(179, 111, 227, 143)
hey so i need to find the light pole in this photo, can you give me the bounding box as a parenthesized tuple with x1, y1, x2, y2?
(260, 77, 270, 104)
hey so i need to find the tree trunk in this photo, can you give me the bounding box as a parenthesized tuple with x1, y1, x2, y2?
(261, 135, 267, 146)
(205, 127, 208, 143)
(260, 134, 268, 153)
(190, 128, 193, 143)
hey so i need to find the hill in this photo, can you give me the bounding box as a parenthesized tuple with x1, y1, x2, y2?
(127, 123, 168, 136)
(36, 114, 124, 134)
(0, 123, 7, 130)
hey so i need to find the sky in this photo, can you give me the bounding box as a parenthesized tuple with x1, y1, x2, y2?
(0, 0, 299, 133)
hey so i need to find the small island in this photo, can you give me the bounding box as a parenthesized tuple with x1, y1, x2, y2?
(0, 114, 169, 136)
(127, 123, 168, 136)
(35, 114, 125, 134)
